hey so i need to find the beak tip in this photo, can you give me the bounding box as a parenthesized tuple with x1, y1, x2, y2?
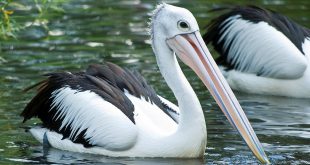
(264, 158, 271, 165)
(259, 154, 270, 164)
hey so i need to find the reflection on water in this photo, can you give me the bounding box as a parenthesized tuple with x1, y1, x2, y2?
(239, 94, 310, 139)
(0, 0, 309, 164)
(7, 146, 203, 165)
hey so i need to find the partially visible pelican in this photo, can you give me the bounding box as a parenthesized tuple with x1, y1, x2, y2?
(22, 3, 269, 163)
(204, 6, 310, 98)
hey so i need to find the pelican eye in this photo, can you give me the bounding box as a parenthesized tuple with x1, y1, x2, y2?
(177, 20, 190, 31)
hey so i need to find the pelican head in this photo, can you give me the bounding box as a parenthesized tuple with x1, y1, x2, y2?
(151, 3, 269, 164)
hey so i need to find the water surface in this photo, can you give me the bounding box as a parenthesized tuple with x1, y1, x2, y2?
(0, 0, 309, 164)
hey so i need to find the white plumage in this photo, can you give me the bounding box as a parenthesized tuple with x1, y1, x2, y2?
(218, 15, 307, 79)
(50, 87, 138, 150)
(204, 6, 310, 98)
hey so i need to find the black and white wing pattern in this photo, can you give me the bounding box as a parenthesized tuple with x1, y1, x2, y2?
(204, 6, 310, 79)
(22, 62, 179, 149)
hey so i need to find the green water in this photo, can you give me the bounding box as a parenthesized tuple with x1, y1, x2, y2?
(0, 0, 309, 164)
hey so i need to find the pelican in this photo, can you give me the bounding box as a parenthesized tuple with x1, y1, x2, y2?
(204, 6, 310, 98)
(22, 4, 269, 163)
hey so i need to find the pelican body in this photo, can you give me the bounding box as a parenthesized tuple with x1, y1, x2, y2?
(204, 6, 310, 98)
(22, 4, 269, 164)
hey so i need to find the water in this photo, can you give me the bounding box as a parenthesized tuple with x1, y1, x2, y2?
(0, 0, 309, 164)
